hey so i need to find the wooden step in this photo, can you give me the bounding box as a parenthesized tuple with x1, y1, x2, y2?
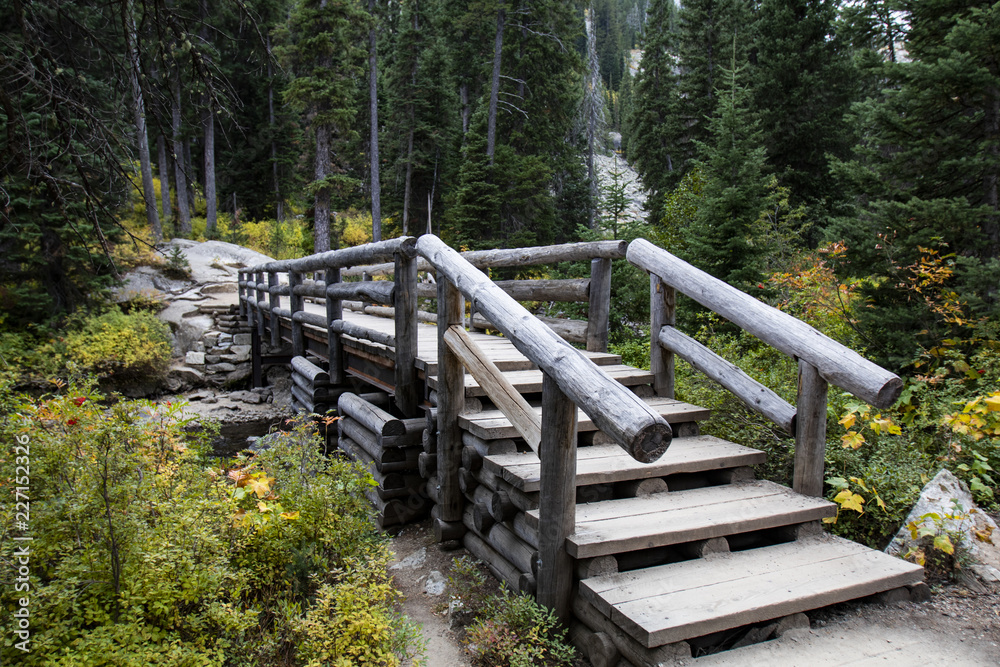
(426, 364, 654, 397)
(524, 480, 836, 558)
(464, 396, 711, 442)
(484, 435, 763, 492)
(418, 347, 623, 376)
(579, 533, 925, 648)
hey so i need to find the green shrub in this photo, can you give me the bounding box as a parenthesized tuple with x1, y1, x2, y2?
(62, 307, 172, 385)
(463, 589, 576, 667)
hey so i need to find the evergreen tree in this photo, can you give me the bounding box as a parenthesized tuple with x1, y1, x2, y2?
(752, 0, 856, 230)
(830, 0, 1000, 366)
(684, 44, 769, 287)
(277, 0, 367, 252)
(628, 0, 682, 219)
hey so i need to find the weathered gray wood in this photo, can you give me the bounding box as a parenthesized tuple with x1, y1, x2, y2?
(470, 312, 589, 345)
(255, 271, 266, 339)
(536, 373, 577, 623)
(255, 236, 417, 273)
(658, 325, 797, 434)
(288, 271, 304, 357)
(489, 489, 516, 523)
(576, 556, 619, 580)
(513, 512, 538, 549)
(418, 451, 437, 478)
(473, 504, 495, 533)
(238, 272, 246, 318)
(649, 275, 675, 400)
(327, 280, 395, 305)
(462, 445, 482, 472)
(588, 257, 612, 353)
(572, 595, 691, 666)
(338, 392, 406, 436)
(628, 239, 902, 408)
(291, 356, 329, 385)
(436, 279, 465, 526)
(363, 304, 439, 324)
(418, 279, 590, 302)
(435, 518, 466, 541)
(616, 477, 669, 497)
(489, 521, 539, 578)
(290, 385, 322, 413)
(422, 429, 437, 454)
(462, 431, 517, 456)
(463, 531, 533, 595)
(267, 272, 281, 347)
(338, 418, 416, 467)
(495, 477, 538, 513)
(292, 280, 327, 298)
(394, 251, 419, 416)
(793, 360, 828, 497)
(290, 371, 337, 400)
(459, 467, 478, 495)
(445, 324, 541, 452)
(292, 310, 328, 329)
(326, 267, 344, 384)
(331, 320, 396, 348)
(418, 235, 671, 463)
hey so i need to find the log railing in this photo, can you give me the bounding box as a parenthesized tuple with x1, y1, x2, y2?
(627, 238, 903, 498)
(417, 234, 672, 621)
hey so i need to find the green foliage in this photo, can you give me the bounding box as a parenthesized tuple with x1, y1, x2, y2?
(0, 385, 419, 665)
(463, 589, 576, 667)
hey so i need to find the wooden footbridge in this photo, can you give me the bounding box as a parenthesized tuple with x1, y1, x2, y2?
(239, 236, 924, 665)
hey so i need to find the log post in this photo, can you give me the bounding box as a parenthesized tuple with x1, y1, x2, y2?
(587, 257, 612, 353)
(238, 271, 245, 319)
(435, 279, 466, 536)
(650, 275, 675, 398)
(536, 372, 577, 623)
(326, 267, 344, 384)
(288, 270, 304, 358)
(395, 250, 419, 416)
(793, 360, 828, 497)
(255, 270, 266, 340)
(267, 272, 280, 348)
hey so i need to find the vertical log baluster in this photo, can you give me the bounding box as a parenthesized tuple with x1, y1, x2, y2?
(650, 275, 676, 398)
(255, 270, 266, 340)
(326, 267, 343, 384)
(587, 257, 612, 353)
(793, 360, 828, 497)
(238, 271, 245, 319)
(537, 372, 577, 623)
(435, 279, 466, 539)
(289, 270, 304, 358)
(395, 251, 418, 416)
(267, 272, 280, 348)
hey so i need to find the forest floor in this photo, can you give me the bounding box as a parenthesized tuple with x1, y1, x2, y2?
(390, 519, 1000, 667)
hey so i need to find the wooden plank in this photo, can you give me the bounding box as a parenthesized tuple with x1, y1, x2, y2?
(536, 373, 577, 622)
(461, 397, 709, 443)
(547, 481, 838, 558)
(444, 325, 541, 452)
(650, 275, 675, 398)
(484, 436, 765, 492)
(426, 365, 653, 397)
(581, 534, 924, 647)
(394, 251, 419, 416)
(332, 320, 396, 348)
(628, 239, 902, 409)
(659, 325, 796, 434)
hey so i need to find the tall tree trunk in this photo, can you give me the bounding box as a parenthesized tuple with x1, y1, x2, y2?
(127, 10, 161, 241)
(200, 0, 216, 234)
(157, 134, 171, 222)
(267, 35, 282, 222)
(403, 128, 414, 235)
(486, 3, 504, 166)
(461, 83, 470, 136)
(369, 0, 382, 241)
(183, 138, 195, 218)
(585, 5, 602, 229)
(984, 85, 1000, 260)
(171, 67, 191, 233)
(314, 123, 332, 253)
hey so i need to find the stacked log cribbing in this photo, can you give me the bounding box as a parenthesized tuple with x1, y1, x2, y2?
(290, 356, 335, 414)
(337, 392, 429, 529)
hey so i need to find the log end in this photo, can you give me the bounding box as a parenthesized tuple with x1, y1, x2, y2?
(629, 421, 673, 464)
(874, 376, 904, 410)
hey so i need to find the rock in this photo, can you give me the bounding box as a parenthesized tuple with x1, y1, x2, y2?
(423, 570, 447, 596)
(391, 547, 427, 570)
(203, 332, 220, 348)
(218, 333, 233, 345)
(209, 346, 230, 354)
(886, 469, 1000, 587)
(233, 333, 252, 346)
(188, 390, 212, 401)
(230, 345, 252, 356)
(222, 352, 250, 363)
(206, 362, 237, 373)
(170, 364, 205, 386)
(202, 396, 218, 404)
(229, 390, 250, 402)
(205, 354, 222, 364)
(185, 351, 206, 365)
(225, 366, 252, 386)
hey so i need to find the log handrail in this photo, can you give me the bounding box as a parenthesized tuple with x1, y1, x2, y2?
(418, 234, 672, 464)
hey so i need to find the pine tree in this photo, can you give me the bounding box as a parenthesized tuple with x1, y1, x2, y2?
(829, 0, 1000, 366)
(684, 43, 769, 287)
(628, 0, 682, 219)
(277, 0, 367, 252)
(752, 0, 856, 229)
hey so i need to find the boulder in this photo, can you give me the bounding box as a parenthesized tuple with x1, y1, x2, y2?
(185, 351, 206, 366)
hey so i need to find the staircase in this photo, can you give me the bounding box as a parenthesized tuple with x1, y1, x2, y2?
(447, 359, 925, 666)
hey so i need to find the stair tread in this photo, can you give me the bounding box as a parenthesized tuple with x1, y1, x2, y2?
(524, 480, 837, 558)
(464, 396, 712, 442)
(484, 435, 762, 492)
(426, 364, 654, 397)
(580, 533, 924, 648)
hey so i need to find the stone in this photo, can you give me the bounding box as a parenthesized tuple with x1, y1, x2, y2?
(209, 345, 230, 354)
(225, 366, 252, 386)
(391, 548, 427, 570)
(185, 351, 206, 365)
(229, 391, 250, 402)
(170, 364, 204, 385)
(188, 391, 212, 401)
(222, 352, 250, 363)
(204, 354, 221, 364)
(202, 396, 218, 404)
(423, 570, 447, 596)
(217, 333, 233, 345)
(233, 333, 252, 346)
(886, 469, 1000, 587)
(230, 345, 252, 356)
(193, 341, 205, 353)
(242, 393, 262, 405)
(206, 362, 237, 373)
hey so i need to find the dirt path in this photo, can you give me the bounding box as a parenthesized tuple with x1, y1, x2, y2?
(389, 520, 1000, 667)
